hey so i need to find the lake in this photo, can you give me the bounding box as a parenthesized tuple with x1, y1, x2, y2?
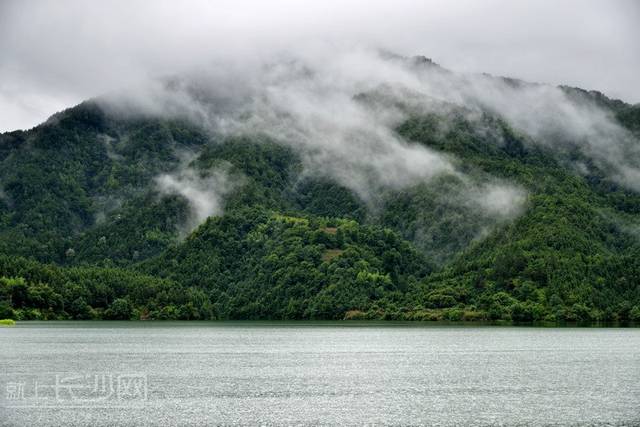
(1, 322, 639, 426)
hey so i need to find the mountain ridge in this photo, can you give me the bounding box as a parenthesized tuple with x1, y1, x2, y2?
(1, 53, 639, 322)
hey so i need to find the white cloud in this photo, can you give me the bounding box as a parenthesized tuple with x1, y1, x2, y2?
(156, 166, 237, 232)
(0, 0, 638, 132)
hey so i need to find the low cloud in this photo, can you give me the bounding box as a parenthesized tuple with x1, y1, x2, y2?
(102, 46, 638, 220)
(1, 1, 639, 132)
(471, 183, 528, 219)
(156, 166, 237, 233)
(103, 49, 462, 206)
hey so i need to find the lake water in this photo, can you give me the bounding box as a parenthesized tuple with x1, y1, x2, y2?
(1, 322, 639, 426)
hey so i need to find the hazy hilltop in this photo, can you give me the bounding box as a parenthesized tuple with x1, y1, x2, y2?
(1, 51, 639, 322)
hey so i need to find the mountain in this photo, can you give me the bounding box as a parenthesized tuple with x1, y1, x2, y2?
(1, 54, 639, 322)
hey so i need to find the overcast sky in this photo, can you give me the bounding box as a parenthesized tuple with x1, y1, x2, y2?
(0, 0, 638, 132)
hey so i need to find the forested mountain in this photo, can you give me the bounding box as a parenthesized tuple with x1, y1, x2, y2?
(1, 54, 639, 322)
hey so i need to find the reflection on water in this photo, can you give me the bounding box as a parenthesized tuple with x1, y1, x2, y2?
(1, 322, 639, 426)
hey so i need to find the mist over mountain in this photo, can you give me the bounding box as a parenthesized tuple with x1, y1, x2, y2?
(1, 50, 639, 322)
(2, 0, 639, 132)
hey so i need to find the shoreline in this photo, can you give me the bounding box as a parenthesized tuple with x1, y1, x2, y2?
(5, 319, 639, 328)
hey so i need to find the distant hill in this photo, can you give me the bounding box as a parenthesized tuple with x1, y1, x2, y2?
(1, 54, 639, 322)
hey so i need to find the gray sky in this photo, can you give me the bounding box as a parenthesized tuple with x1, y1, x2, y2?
(0, 0, 638, 132)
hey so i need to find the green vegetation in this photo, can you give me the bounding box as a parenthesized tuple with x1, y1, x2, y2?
(0, 318, 16, 326)
(0, 90, 639, 322)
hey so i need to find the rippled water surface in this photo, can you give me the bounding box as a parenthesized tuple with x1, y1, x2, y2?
(1, 322, 639, 426)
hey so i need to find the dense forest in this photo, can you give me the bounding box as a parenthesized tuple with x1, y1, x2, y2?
(1, 60, 640, 322)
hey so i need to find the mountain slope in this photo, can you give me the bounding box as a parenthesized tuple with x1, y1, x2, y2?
(1, 56, 640, 321)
